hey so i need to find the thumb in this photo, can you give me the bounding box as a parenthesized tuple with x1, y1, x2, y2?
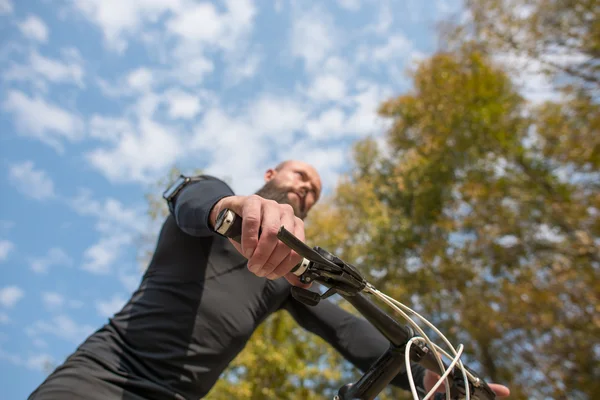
(209, 195, 244, 229)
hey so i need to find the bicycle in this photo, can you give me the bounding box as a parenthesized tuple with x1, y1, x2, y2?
(214, 208, 500, 400)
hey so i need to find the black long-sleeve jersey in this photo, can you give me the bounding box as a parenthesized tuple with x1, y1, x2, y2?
(28, 176, 426, 399)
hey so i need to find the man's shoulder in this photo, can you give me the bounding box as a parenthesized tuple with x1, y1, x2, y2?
(191, 174, 235, 193)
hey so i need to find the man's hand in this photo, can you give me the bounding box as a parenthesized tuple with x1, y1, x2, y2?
(210, 195, 307, 287)
(423, 370, 510, 398)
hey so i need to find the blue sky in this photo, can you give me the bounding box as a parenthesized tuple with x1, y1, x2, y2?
(0, 0, 474, 397)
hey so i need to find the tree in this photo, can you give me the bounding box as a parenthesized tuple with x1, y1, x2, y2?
(307, 43, 598, 399)
(456, 0, 599, 94)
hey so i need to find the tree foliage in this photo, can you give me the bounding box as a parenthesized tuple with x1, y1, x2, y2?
(458, 0, 599, 94)
(307, 42, 598, 400)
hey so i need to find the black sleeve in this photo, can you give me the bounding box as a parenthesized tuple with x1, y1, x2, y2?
(170, 175, 235, 237)
(282, 293, 427, 394)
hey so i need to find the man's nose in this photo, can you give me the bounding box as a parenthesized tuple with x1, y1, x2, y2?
(297, 185, 309, 197)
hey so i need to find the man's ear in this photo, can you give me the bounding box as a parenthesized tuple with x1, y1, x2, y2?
(264, 168, 276, 182)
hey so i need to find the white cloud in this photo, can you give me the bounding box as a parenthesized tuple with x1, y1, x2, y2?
(4, 50, 85, 89)
(0, 349, 22, 367)
(306, 83, 392, 141)
(127, 67, 153, 92)
(70, 189, 143, 275)
(18, 15, 49, 42)
(0, 240, 14, 262)
(2, 90, 83, 153)
(225, 52, 261, 86)
(306, 73, 347, 102)
(168, 55, 214, 87)
(166, 0, 256, 51)
(119, 272, 141, 292)
(248, 96, 307, 138)
(337, 0, 361, 11)
(166, 3, 223, 43)
(89, 115, 133, 142)
(0, 349, 54, 371)
(356, 34, 414, 66)
(493, 53, 565, 104)
(291, 5, 338, 70)
(82, 234, 131, 274)
(192, 109, 267, 194)
(86, 117, 183, 183)
(8, 161, 55, 201)
(306, 108, 347, 139)
(26, 354, 54, 371)
(41, 292, 65, 310)
(164, 89, 201, 119)
(191, 94, 311, 194)
(344, 83, 394, 135)
(0, 286, 24, 308)
(70, 190, 145, 234)
(30, 247, 72, 274)
(362, 1, 393, 35)
(70, 0, 183, 52)
(70, 0, 255, 55)
(373, 34, 413, 61)
(95, 294, 127, 318)
(0, 0, 13, 14)
(28, 314, 94, 344)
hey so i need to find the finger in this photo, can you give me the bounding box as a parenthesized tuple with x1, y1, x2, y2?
(489, 383, 510, 397)
(261, 242, 293, 278)
(266, 211, 304, 280)
(267, 248, 302, 280)
(248, 201, 280, 275)
(240, 195, 262, 259)
(284, 272, 312, 288)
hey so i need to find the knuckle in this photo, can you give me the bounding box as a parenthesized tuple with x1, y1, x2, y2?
(244, 195, 260, 207)
(280, 203, 293, 213)
(290, 251, 302, 264)
(263, 261, 278, 271)
(244, 214, 260, 225)
(260, 197, 276, 206)
(264, 225, 279, 237)
(248, 194, 261, 202)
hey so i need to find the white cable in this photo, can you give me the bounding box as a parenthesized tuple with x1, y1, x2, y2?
(366, 286, 471, 400)
(370, 290, 451, 400)
(421, 343, 464, 400)
(377, 291, 472, 400)
(379, 289, 471, 400)
(379, 291, 475, 385)
(405, 338, 426, 400)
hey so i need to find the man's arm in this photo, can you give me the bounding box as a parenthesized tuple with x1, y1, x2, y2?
(282, 292, 427, 394)
(169, 175, 234, 236)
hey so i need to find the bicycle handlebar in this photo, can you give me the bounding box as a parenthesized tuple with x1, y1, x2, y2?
(214, 208, 497, 400)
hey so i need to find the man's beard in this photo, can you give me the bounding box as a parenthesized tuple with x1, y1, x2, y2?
(255, 180, 307, 220)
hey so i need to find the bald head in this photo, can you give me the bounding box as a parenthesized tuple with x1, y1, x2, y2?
(255, 160, 322, 219)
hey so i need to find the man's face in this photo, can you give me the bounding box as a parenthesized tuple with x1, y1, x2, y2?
(255, 161, 322, 219)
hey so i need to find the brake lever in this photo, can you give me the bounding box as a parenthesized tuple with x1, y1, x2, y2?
(214, 209, 367, 306)
(278, 227, 366, 287)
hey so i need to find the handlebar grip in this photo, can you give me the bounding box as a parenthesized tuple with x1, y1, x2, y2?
(214, 208, 310, 276)
(214, 208, 244, 244)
